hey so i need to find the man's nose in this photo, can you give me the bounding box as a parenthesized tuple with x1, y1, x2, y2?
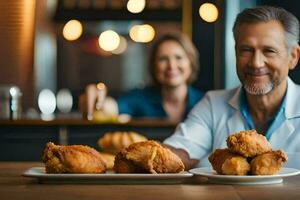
(250, 52, 265, 68)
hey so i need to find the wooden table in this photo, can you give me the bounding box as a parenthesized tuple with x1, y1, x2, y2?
(1, 162, 300, 200)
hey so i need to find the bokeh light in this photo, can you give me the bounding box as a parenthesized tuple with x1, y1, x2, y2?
(56, 89, 73, 113)
(38, 89, 56, 117)
(112, 36, 127, 54)
(129, 24, 155, 43)
(127, 0, 146, 14)
(63, 19, 83, 41)
(199, 3, 218, 23)
(98, 30, 120, 51)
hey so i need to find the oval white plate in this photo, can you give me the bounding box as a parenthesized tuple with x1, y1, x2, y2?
(23, 167, 193, 184)
(189, 167, 300, 185)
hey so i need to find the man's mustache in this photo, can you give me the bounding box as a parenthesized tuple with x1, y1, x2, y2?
(244, 67, 270, 76)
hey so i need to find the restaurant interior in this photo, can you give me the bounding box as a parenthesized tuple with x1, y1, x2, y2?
(1, 1, 300, 200)
(0, 0, 300, 160)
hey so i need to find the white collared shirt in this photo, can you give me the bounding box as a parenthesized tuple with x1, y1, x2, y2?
(164, 77, 300, 169)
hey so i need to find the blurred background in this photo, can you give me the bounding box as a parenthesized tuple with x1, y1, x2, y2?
(0, 0, 300, 119)
(0, 0, 300, 161)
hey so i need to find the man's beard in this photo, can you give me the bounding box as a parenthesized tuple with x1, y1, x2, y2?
(243, 79, 274, 95)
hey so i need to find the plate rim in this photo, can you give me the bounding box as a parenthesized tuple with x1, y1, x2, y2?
(22, 167, 193, 179)
(189, 167, 300, 179)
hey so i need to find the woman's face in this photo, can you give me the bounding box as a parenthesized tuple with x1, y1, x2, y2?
(154, 40, 192, 88)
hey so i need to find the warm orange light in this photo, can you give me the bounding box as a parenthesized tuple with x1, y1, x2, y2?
(127, 0, 146, 14)
(96, 82, 106, 90)
(199, 3, 218, 23)
(129, 24, 155, 43)
(98, 30, 120, 51)
(62, 20, 83, 41)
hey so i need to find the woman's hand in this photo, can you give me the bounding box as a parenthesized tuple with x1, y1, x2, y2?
(79, 83, 118, 120)
(88, 83, 107, 120)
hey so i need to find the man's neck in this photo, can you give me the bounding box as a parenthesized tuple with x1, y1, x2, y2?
(246, 80, 287, 125)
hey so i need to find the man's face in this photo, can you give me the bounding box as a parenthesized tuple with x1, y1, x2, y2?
(235, 20, 293, 95)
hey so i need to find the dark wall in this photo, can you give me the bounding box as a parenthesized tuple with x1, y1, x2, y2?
(192, 0, 216, 91)
(192, 0, 225, 91)
(258, 0, 300, 84)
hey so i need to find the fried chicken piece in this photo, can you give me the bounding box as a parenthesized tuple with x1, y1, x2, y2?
(98, 131, 147, 154)
(114, 140, 185, 174)
(42, 142, 107, 173)
(227, 130, 272, 157)
(99, 152, 115, 170)
(250, 150, 288, 175)
(208, 149, 250, 175)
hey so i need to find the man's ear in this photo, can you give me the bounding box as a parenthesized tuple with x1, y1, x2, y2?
(289, 44, 300, 70)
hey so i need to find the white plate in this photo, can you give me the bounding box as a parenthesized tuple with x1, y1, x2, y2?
(23, 167, 193, 184)
(189, 167, 300, 185)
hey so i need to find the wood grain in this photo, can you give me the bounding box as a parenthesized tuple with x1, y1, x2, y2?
(0, 162, 299, 200)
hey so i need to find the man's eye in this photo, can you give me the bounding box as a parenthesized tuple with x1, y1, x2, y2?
(264, 49, 276, 54)
(175, 55, 182, 60)
(238, 48, 252, 55)
(240, 48, 252, 52)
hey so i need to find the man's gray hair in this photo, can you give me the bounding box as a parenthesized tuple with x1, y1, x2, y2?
(233, 6, 299, 50)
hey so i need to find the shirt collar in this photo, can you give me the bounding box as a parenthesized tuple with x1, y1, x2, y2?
(239, 88, 287, 114)
(229, 77, 300, 118)
(228, 86, 242, 110)
(239, 86, 287, 127)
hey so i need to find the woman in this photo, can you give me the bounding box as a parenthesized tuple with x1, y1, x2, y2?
(80, 34, 204, 123)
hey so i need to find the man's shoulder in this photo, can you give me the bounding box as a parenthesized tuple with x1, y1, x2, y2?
(288, 78, 300, 91)
(286, 78, 300, 117)
(286, 78, 300, 101)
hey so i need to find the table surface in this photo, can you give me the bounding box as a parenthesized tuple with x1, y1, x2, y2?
(1, 162, 300, 200)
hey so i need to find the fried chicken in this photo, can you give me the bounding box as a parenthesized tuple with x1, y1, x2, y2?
(98, 131, 147, 154)
(114, 140, 185, 174)
(42, 142, 107, 173)
(227, 130, 272, 157)
(250, 150, 288, 175)
(99, 152, 115, 170)
(208, 149, 250, 175)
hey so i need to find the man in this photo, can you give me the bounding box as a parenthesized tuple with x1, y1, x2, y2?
(164, 6, 300, 169)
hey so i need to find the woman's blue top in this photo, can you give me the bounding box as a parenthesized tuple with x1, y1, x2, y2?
(116, 86, 204, 120)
